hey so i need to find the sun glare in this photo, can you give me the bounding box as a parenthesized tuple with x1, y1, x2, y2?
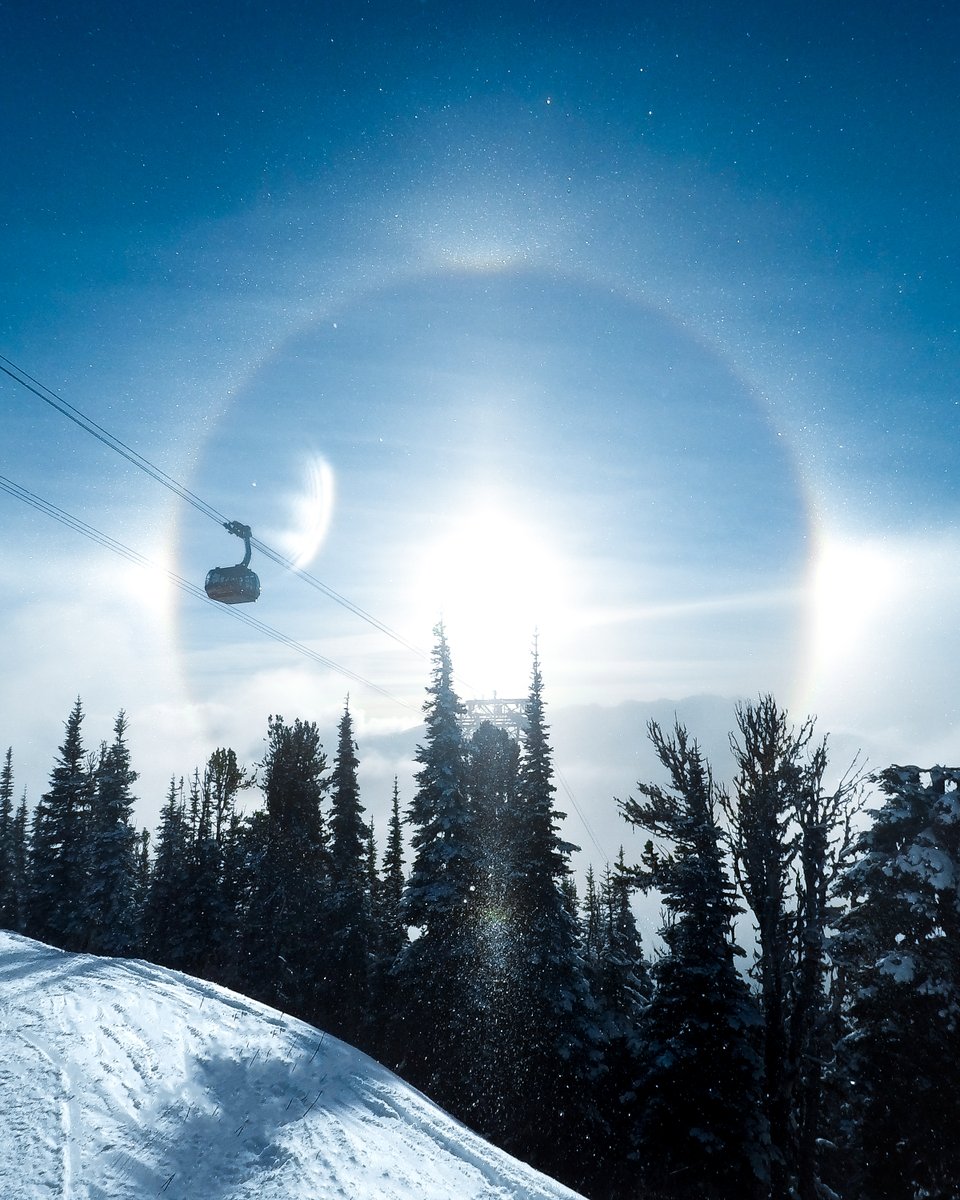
(807, 535, 903, 673)
(409, 497, 572, 695)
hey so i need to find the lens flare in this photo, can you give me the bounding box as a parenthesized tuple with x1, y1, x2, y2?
(282, 454, 335, 569)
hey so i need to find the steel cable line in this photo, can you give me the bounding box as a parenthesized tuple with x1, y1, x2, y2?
(0, 475, 417, 712)
(0, 356, 226, 526)
(555, 766, 609, 864)
(247, 537, 426, 657)
(0, 354, 426, 659)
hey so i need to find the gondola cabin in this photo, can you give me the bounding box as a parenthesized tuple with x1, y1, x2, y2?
(205, 519, 260, 604)
(204, 563, 261, 604)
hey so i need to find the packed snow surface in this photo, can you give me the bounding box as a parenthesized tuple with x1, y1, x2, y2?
(0, 933, 585, 1199)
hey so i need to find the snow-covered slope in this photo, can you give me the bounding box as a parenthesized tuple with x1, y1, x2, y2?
(0, 932, 585, 1200)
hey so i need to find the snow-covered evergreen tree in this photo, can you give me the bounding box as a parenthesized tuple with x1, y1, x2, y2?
(596, 851, 652, 1052)
(28, 698, 94, 950)
(723, 696, 857, 1200)
(177, 768, 224, 978)
(380, 778, 406, 957)
(835, 764, 960, 1200)
(723, 696, 801, 1197)
(216, 810, 253, 990)
(365, 819, 379, 922)
(143, 752, 248, 981)
(0, 748, 17, 929)
(326, 702, 370, 1045)
(367, 778, 406, 1059)
(581, 864, 603, 969)
(496, 649, 603, 1191)
(79, 712, 140, 956)
(582, 852, 653, 1195)
(601, 850, 653, 1023)
(133, 828, 150, 923)
(243, 715, 329, 1021)
(199, 747, 251, 982)
(11, 793, 29, 934)
(621, 720, 768, 1200)
(393, 624, 478, 1110)
(580, 853, 654, 1040)
(142, 777, 190, 967)
(204, 746, 248, 845)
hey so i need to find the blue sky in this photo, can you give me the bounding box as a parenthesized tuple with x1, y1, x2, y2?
(2, 1, 958, 868)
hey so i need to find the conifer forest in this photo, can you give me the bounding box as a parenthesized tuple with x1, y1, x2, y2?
(1, 626, 957, 1200)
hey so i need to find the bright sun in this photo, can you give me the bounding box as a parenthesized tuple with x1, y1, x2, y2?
(408, 496, 573, 697)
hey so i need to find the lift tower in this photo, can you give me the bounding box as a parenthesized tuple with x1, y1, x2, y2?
(458, 695, 528, 741)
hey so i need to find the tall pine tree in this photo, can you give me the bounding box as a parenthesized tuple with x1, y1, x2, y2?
(79, 712, 140, 956)
(393, 624, 478, 1111)
(380, 778, 406, 961)
(0, 748, 17, 929)
(177, 768, 224, 978)
(368, 777, 406, 1060)
(11, 793, 29, 934)
(621, 720, 768, 1200)
(326, 701, 370, 1046)
(28, 698, 93, 950)
(201, 748, 251, 982)
(496, 648, 603, 1191)
(588, 851, 653, 1193)
(243, 715, 329, 1021)
(142, 777, 190, 967)
(723, 696, 858, 1200)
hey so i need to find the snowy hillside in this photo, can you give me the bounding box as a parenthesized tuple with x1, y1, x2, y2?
(0, 933, 585, 1200)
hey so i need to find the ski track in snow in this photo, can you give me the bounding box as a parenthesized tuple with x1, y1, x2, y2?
(17, 1024, 80, 1199)
(0, 933, 585, 1200)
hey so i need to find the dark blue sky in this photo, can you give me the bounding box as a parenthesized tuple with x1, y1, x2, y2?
(7, 2, 957, 294)
(5, 2, 958, 505)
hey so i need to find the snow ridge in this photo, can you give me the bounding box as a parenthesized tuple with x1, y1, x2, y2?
(0, 933, 584, 1200)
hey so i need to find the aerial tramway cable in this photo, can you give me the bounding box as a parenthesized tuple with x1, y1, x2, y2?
(0, 354, 426, 659)
(0, 474, 417, 712)
(0, 356, 226, 525)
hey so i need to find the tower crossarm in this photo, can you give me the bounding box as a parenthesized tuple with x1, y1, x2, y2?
(459, 697, 528, 740)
